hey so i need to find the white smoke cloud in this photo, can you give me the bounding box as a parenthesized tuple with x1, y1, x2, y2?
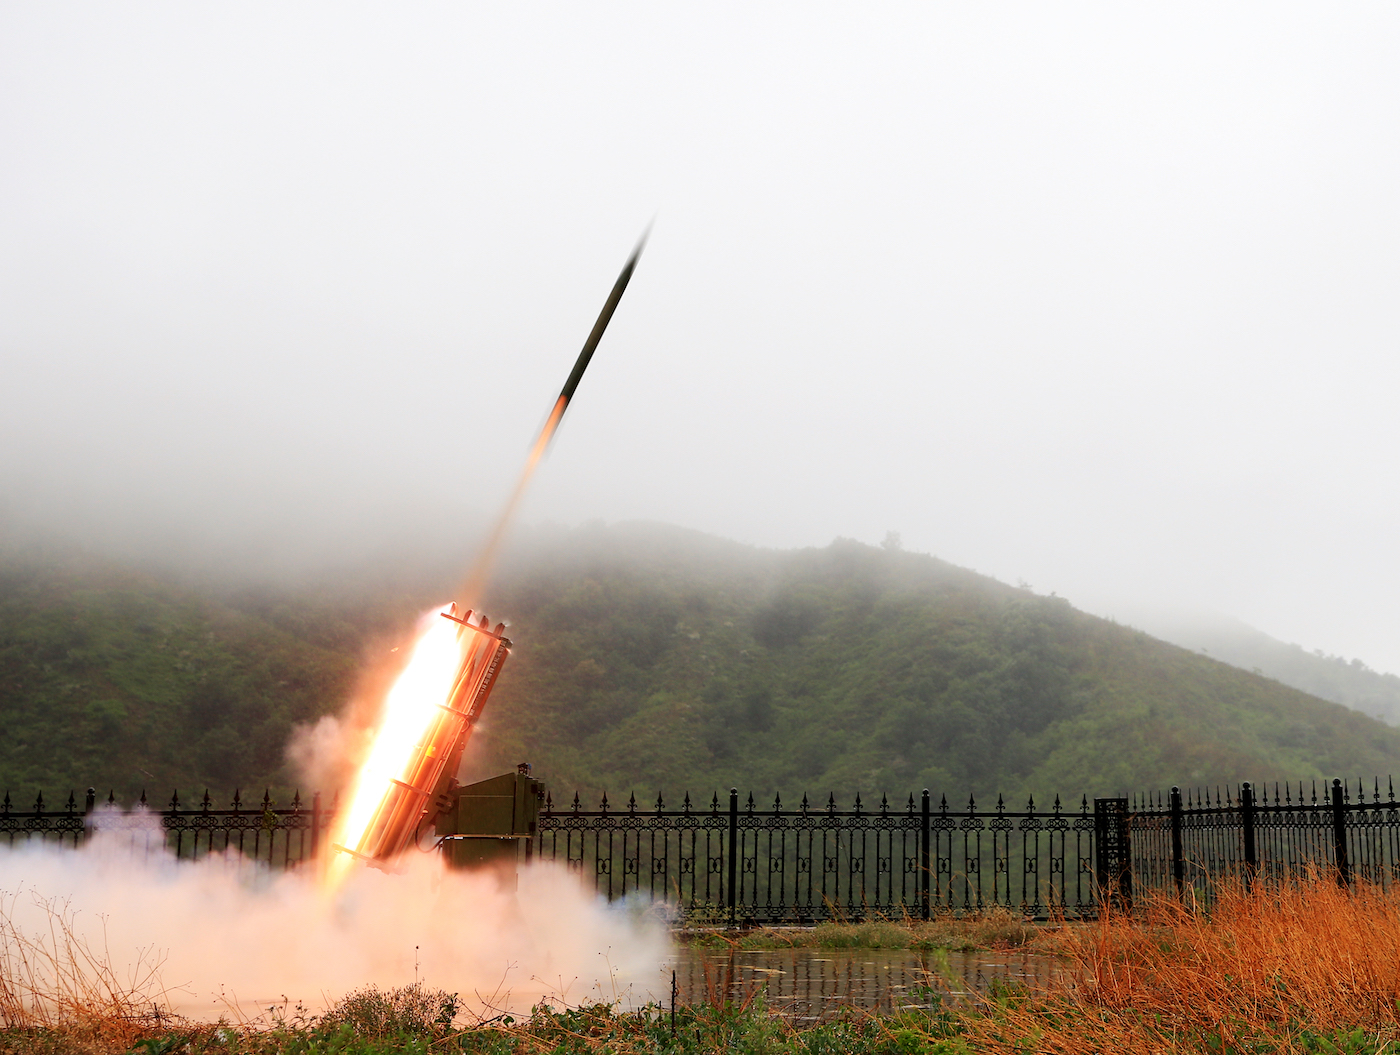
(0, 828, 672, 1023)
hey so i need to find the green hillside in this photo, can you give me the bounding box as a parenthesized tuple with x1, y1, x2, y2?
(3, 525, 1399, 809)
(0, 550, 359, 804)
(1132, 611, 1400, 726)
(475, 525, 1400, 802)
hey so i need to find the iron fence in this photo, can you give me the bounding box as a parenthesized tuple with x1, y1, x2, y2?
(1129, 777, 1400, 901)
(535, 789, 1104, 924)
(0, 787, 332, 869)
(6, 775, 1399, 923)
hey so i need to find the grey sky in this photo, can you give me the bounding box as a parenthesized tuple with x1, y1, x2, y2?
(3, 6, 1399, 672)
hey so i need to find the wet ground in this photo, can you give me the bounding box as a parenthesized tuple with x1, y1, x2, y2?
(631, 946, 1065, 1021)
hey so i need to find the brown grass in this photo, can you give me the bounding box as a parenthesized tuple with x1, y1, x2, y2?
(0, 887, 173, 1050)
(965, 872, 1400, 1054)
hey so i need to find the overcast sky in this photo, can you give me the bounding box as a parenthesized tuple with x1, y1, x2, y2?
(3, 5, 1399, 672)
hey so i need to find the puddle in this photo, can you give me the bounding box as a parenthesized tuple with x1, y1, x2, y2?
(630, 946, 1065, 1021)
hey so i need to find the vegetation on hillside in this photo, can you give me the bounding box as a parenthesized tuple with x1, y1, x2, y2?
(3, 524, 1400, 808)
(475, 524, 1400, 803)
(1142, 611, 1400, 726)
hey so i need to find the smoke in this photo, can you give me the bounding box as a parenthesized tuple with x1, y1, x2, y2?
(0, 828, 673, 1023)
(284, 715, 368, 798)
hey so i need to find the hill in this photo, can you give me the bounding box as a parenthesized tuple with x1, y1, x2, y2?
(1125, 610, 1400, 727)
(474, 525, 1400, 801)
(3, 525, 1399, 807)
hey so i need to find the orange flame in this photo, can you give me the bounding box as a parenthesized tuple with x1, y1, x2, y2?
(324, 607, 462, 890)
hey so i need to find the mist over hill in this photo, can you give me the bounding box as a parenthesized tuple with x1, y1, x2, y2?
(3, 523, 1398, 809)
(1124, 610, 1400, 728)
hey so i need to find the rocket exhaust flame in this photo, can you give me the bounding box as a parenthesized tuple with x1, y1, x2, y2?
(457, 230, 648, 607)
(327, 233, 647, 884)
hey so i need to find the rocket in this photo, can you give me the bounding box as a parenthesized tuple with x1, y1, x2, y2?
(336, 232, 648, 868)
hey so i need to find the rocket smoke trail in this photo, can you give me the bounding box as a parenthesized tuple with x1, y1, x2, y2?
(457, 231, 648, 605)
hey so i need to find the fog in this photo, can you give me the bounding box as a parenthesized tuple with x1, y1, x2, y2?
(3, 6, 1399, 671)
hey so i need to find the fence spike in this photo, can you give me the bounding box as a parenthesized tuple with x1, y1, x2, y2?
(600, 791, 610, 813)
(773, 792, 782, 813)
(169, 790, 179, 811)
(2, 791, 9, 814)
(1052, 793, 1061, 813)
(1390, 776, 1395, 804)
(571, 792, 582, 814)
(544, 791, 553, 812)
(655, 792, 665, 814)
(682, 791, 692, 813)
(801, 793, 810, 814)
(1080, 794, 1089, 814)
(907, 793, 916, 814)
(627, 792, 637, 814)
(827, 792, 837, 813)
(853, 792, 864, 814)
(880, 792, 889, 814)
(201, 789, 211, 812)
(65, 791, 76, 813)
(1027, 793, 1035, 811)
(139, 789, 147, 806)
(232, 788, 242, 812)
(107, 789, 115, 806)
(33, 791, 44, 813)
(996, 793, 1005, 813)
(968, 793, 977, 811)
(711, 791, 721, 814)
(745, 792, 756, 814)
(292, 790, 301, 811)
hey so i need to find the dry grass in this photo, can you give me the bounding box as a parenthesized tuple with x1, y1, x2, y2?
(964, 872, 1400, 1054)
(0, 887, 173, 1051)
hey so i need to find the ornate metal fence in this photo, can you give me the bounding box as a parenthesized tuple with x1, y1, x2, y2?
(0, 787, 333, 869)
(1129, 777, 1400, 902)
(535, 789, 1106, 924)
(537, 777, 1400, 923)
(7, 776, 1399, 923)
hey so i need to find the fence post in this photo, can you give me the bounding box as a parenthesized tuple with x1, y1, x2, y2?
(1331, 777, 1350, 887)
(727, 788, 739, 926)
(310, 791, 322, 861)
(1240, 782, 1257, 889)
(920, 789, 931, 920)
(1169, 786, 1184, 898)
(1093, 797, 1131, 908)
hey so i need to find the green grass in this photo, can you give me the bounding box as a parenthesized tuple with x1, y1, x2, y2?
(684, 911, 1042, 953)
(6, 985, 1400, 1055)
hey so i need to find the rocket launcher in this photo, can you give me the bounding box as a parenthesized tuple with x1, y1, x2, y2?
(336, 606, 511, 868)
(332, 232, 646, 872)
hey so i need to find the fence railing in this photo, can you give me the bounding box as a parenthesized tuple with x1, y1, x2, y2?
(535, 789, 1104, 924)
(7, 776, 1399, 923)
(0, 787, 333, 870)
(1129, 777, 1400, 899)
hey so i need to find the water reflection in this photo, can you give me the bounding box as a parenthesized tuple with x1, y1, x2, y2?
(637, 947, 1064, 1021)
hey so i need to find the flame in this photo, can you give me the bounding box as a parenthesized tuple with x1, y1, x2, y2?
(325, 606, 462, 889)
